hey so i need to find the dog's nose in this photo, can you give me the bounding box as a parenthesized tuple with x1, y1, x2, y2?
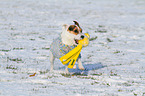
(81, 35, 84, 39)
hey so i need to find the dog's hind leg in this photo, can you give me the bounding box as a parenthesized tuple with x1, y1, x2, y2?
(49, 51, 55, 72)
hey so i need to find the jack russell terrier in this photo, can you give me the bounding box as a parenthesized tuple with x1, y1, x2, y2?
(50, 21, 85, 73)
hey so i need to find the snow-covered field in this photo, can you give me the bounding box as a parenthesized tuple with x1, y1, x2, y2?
(0, 0, 145, 96)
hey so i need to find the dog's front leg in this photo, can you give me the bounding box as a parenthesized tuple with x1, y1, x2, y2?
(65, 66, 69, 74)
(49, 51, 55, 72)
(78, 58, 84, 70)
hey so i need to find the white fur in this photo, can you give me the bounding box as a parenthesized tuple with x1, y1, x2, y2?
(50, 24, 84, 73)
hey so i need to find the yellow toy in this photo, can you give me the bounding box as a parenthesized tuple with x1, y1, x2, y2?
(59, 33, 90, 68)
(78, 33, 90, 47)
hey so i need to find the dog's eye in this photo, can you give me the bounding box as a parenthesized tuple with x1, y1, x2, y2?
(74, 30, 78, 33)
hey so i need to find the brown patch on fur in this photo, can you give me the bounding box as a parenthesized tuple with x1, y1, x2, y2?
(67, 21, 82, 35)
(68, 25, 80, 35)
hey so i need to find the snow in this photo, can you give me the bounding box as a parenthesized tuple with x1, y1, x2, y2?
(0, 0, 145, 96)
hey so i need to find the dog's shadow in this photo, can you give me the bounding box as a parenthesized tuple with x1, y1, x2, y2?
(59, 62, 105, 75)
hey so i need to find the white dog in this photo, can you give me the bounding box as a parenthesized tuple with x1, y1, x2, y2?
(49, 21, 85, 73)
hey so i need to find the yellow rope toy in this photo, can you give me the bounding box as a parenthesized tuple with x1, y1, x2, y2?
(59, 33, 90, 68)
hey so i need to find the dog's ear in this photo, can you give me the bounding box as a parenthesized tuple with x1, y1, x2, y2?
(73, 21, 82, 32)
(63, 24, 68, 28)
(62, 24, 69, 30)
(73, 21, 80, 26)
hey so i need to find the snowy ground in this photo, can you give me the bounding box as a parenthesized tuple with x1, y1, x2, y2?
(0, 0, 145, 96)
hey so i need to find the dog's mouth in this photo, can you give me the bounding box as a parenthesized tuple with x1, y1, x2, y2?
(74, 39, 79, 44)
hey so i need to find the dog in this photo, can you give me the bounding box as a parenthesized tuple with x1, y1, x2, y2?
(49, 21, 85, 73)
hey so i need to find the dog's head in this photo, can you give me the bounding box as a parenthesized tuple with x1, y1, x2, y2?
(61, 21, 84, 46)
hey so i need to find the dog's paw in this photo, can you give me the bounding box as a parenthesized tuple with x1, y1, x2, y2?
(50, 68, 54, 72)
(78, 65, 85, 70)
